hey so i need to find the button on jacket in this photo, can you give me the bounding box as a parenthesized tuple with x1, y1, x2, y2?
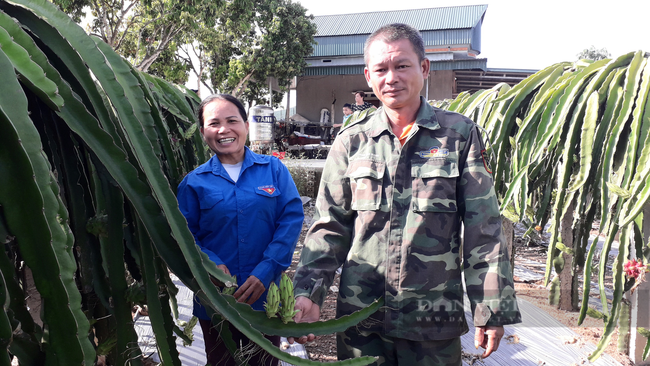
(178, 148, 304, 318)
(294, 97, 521, 341)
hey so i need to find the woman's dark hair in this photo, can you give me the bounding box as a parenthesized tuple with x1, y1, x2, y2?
(197, 94, 248, 127)
(355, 91, 366, 98)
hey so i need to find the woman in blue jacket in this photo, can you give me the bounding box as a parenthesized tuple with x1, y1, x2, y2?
(177, 94, 304, 366)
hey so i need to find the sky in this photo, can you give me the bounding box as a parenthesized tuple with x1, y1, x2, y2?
(295, 0, 650, 70)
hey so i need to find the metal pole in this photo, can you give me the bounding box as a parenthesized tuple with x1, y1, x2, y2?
(629, 203, 650, 363)
(426, 71, 430, 100)
(285, 90, 290, 122)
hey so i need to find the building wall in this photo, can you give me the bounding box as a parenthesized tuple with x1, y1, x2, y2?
(296, 70, 455, 122)
(426, 70, 454, 101)
(296, 74, 370, 123)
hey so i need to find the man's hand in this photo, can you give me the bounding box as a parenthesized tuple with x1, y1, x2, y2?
(287, 296, 320, 345)
(474, 325, 504, 358)
(233, 276, 265, 305)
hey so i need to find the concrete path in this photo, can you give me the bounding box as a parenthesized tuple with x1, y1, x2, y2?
(135, 273, 620, 366)
(134, 274, 309, 365)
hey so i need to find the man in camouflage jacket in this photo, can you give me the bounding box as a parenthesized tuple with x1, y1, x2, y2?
(291, 23, 520, 365)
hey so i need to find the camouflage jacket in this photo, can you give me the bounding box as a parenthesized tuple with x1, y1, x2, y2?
(294, 97, 521, 341)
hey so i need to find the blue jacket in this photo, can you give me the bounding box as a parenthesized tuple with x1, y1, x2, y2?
(177, 148, 304, 318)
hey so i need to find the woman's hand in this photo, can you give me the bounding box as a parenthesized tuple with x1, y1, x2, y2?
(233, 276, 265, 305)
(217, 264, 231, 276)
(210, 265, 231, 287)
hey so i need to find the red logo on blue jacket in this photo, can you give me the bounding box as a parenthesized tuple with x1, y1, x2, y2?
(258, 185, 276, 195)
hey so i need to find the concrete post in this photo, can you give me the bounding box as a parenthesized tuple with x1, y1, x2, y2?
(558, 199, 579, 311)
(285, 89, 290, 123)
(502, 218, 515, 278)
(629, 204, 650, 363)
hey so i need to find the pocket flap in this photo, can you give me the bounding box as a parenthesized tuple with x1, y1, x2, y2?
(411, 161, 459, 179)
(346, 158, 386, 179)
(199, 192, 224, 209)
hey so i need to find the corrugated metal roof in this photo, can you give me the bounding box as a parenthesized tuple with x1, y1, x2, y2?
(487, 68, 540, 74)
(303, 65, 365, 76)
(312, 29, 475, 57)
(312, 35, 367, 58)
(430, 58, 486, 71)
(303, 58, 487, 76)
(421, 29, 473, 47)
(313, 5, 487, 37)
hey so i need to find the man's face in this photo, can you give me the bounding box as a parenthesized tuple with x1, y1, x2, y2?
(343, 107, 353, 116)
(364, 39, 429, 111)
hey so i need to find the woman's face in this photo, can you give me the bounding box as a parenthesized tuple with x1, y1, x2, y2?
(200, 99, 249, 164)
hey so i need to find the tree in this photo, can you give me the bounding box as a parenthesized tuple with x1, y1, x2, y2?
(576, 45, 611, 61)
(216, 0, 317, 106)
(53, 0, 316, 104)
(53, 0, 222, 72)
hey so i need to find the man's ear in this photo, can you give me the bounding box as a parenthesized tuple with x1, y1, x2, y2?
(364, 67, 371, 84)
(421, 58, 430, 79)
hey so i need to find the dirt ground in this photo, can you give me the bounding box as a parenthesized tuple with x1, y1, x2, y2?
(287, 200, 634, 365)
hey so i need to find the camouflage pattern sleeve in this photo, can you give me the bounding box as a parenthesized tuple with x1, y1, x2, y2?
(458, 125, 521, 327)
(293, 135, 354, 307)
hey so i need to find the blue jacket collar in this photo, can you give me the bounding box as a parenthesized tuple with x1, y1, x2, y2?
(196, 146, 270, 176)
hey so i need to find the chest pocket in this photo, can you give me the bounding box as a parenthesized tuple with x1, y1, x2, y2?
(411, 160, 459, 212)
(199, 191, 224, 210)
(347, 159, 385, 211)
(253, 184, 281, 223)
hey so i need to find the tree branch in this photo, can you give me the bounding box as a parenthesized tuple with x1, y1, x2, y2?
(109, 0, 137, 48)
(112, 14, 139, 51)
(231, 71, 254, 98)
(136, 24, 187, 71)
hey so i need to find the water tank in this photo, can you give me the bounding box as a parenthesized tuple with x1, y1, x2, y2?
(248, 105, 275, 154)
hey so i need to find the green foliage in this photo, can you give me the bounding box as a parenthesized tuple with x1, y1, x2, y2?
(435, 51, 650, 361)
(52, 0, 316, 104)
(147, 43, 191, 85)
(213, 0, 317, 105)
(0, 2, 377, 365)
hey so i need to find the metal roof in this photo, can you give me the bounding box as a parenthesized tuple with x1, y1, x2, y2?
(303, 59, 487, 76)
(304, 65, 365, 76)
(312, 29, 476, 57)
(455, 68, 536, 94)
(313, 5, 488, 37)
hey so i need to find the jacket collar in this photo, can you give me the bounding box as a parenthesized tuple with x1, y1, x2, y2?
(367, 96, 440, 138)
(196, 146, 269, 176)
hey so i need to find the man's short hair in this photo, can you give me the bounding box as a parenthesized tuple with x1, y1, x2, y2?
(363, 23, 425, 66)
(343, 103, 352, 109)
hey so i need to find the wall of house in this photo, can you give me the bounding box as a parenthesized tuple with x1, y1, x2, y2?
(296, 69, 455, 122)
(295, 74, 370, 123)
(426, 70, 455, 101)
